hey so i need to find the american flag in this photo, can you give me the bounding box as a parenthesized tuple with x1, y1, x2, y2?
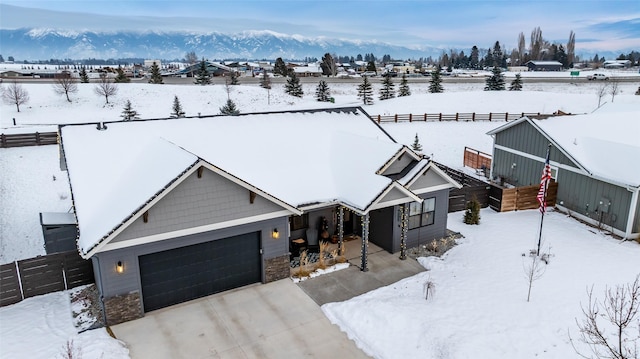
(537, 150, 552, 213)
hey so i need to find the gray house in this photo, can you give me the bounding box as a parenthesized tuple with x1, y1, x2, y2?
(487, 107, 639, 240)
(59, 107, 460, 324)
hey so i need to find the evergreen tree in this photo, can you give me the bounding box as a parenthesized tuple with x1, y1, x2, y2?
(273, 57, 289, 76)
(79, 67, 89, 83)
(366, 60, 377, 72)
(379, 74, 395, 100)
(170, 95, 185, 118)
(357, 76, 374, 105)
(484, 66, 506, 91)
(509, 73, 523, 91)
(398, 73, 411, 96)
(194, 59, 211, 85)
(219, 99, 240, 115)
(229, 71, 239, 85)
(148, 62, 163, 84)
(120, 99, 140, 121)
(114, 67, 130, 83)
(259, 71, 271, 89)
(463, 196, 481, 224)
(470, 46, 479, 69)
(315, 80, 331, 102)
(411, 133, 423, 152)
(284, 72, 303, 97)
(429, 69, 444, 93)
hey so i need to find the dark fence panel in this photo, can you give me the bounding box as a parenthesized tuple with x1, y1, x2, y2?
(0, 132, 58, 148)
(0, 263, 22, 307)
(433, 162, 491, 213)
(1, 250, 94, 307)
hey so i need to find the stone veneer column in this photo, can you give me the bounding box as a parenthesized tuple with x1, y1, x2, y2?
(104, 291, 144, 325)
(264, 255, 290, 282)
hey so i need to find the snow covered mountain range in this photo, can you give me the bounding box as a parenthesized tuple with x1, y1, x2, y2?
(0, 28, 444, 61)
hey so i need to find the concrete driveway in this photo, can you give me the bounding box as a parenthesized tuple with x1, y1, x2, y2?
(111, 279, 370, 359)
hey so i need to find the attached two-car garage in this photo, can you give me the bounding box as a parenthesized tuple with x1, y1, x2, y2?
(139, 231, 261, 312)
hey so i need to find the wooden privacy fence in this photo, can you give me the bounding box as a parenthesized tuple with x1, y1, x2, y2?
(0, 251, 93, 307)
(464, 146, 492, 171)
(0, 132, 58, 148)
(373, 112, 549, 123)
(434, 162, 491, 212)
(489, 181, 558, 212)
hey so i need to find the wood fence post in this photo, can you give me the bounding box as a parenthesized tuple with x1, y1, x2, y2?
(489, 113, 492, 121)
(455, 113, 459, 121)
(505, 112, 508, 121)
(377, 115, 381, 123)
(1, 134, 5, 148)
(394, 114, 398, 123)
(472, 112, 475, 121)
(439, 113, 442, 121)
(424, 113, 427, 121)
(409, 113, 412, 122)
(35, 132, 40, 145)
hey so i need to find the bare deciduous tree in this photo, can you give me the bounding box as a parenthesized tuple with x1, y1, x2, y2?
(2, 80, 30, 112)
(185, 51, 198, 78)
(567, 30, 576, 66)
(52, 74, 78, 102)
(530, 27, 543, 61)
(596, 83, 608, 108)
(524, 253, 546, 302)
(517, 32, 526, 65)
(571, 275, 640, 359)
(94, 74, 118, 105)
(609, 79, 621, 103)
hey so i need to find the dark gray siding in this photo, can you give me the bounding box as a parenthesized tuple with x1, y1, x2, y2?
(290, 208, 335, 243)
(494, 121, 576, 168)
(113, 169, 287, 243)
(556, 170, 632, 233)
(94, 216, 288, 298)
(492, 148, 548, 187)
(406, 189, 450, 249)
(369, 207, 395, 252)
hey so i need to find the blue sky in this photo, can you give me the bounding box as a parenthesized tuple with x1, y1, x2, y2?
(2, 1, 639, 52)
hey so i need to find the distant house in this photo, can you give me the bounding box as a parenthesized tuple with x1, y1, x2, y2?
(59, 107, 461, 324)
(604, 60, 632, 69)
(525, 61, 563, 71)
(487, 107, 640, 240)
(178, 61, 235, 77)
(292, 64, 322, 77)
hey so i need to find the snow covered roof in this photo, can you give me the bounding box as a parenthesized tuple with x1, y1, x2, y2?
(61, 108, 425, 256)
(526, 61, 563, 66)
(487, 108, 640, 188)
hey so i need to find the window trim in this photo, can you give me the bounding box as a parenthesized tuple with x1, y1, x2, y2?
(408, 197, 436, 230)
(289, 213, 309, 231)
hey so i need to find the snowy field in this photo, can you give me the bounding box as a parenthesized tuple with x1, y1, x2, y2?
(1, 80, 639, 359)
(323, 209, 640, 358)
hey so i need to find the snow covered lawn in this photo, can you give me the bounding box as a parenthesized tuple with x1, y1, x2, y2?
(0, 289, 129, 359)
(322, 209, 640, 358)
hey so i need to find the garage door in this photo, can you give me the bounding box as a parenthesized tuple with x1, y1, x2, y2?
(139, 231, 261, 312)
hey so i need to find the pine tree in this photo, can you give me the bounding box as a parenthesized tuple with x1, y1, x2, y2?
(194, 59, 211, 85)
(219, 99, 240, 115)
(509, 73, 523, 91)
(357, 76, 374, 105)
(463, 196, 481, 224)
(429, 69, 444, 93)
(120, 100, 140, 121)
(379, 75, 396, 100)
(79, 67, 89, 83)
(229, 71, 239, 85)
(259, 71, 271, 89)
(114, 67, 130, 83)
(284, 72, 303, 97)
(484, 66, 506, 91)
(315, 80, 331, 102)
(274, 57, 289, 76)
(170, 95, 185, 118)
(148, 62, 163, 84)
(411, 133, 423, 152)
(398, 73, 411, 96)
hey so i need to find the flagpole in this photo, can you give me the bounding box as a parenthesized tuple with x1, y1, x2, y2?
(536, 144, 552, 255)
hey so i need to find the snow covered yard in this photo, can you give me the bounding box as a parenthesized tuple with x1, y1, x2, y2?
(0, 288, 129, 359)
(322, 209, 640, 358)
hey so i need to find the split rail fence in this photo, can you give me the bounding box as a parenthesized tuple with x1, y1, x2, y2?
(373, 112, 551, 123)
(0, 251, 94, 307)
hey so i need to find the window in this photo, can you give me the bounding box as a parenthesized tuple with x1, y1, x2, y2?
(408, 197, 436, 229)
(289, 213, 309, 231)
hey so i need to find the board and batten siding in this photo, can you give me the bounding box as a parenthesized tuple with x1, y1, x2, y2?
(112, 169, 287, 243)
(403, 189, 450, 251)
(94, 216, 288, 298)
(494, 120, 577, 168)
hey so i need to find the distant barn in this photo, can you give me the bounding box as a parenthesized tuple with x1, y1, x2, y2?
(525, 61, 563, 71)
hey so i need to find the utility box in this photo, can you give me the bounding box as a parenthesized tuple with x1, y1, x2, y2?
(598, 198, 611, 213)
(40, 212, 78, 254)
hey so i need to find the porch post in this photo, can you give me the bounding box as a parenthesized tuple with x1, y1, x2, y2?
(361, 213, 370, 272)
(399, 204, 408, 260)
(338, 206, 344, 251)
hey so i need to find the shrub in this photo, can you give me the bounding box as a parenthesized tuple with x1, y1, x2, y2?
(463, 197, 481, 224)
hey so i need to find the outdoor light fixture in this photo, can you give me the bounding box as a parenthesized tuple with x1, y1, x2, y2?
(272, 228, 280, 239)
(116, 261, 124, 274)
